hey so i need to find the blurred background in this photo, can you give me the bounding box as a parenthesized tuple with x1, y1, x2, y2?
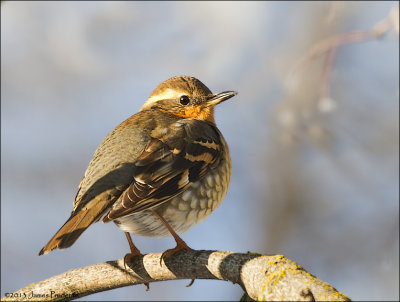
(1, 1, 399, 301)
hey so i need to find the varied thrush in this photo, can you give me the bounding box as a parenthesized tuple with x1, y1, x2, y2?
(39, 76, 237, 264)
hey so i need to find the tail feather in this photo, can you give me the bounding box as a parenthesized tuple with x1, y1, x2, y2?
(38, 204, 105, 256)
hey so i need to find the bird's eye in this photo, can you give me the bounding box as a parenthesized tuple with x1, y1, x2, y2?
(179, 95, 190, 105)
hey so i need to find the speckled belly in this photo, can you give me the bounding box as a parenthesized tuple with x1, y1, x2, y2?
(114, 150, 231, 237)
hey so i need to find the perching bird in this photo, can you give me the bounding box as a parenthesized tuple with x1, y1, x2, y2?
(39, 76, 236, 264)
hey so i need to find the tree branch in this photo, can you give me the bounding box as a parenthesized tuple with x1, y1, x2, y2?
(2, 250, 350, 301)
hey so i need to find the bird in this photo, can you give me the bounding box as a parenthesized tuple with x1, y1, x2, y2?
(39, 75, 237, 265)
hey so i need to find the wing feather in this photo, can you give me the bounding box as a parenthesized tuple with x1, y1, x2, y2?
(102, 119, 223, 222)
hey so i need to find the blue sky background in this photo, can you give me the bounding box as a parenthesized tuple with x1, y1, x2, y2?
(2, 1, 399, 300)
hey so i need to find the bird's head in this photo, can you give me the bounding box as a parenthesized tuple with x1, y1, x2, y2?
(141, 76, 237, 124)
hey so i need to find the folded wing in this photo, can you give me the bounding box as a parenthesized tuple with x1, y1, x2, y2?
(102, 119, 223, 222)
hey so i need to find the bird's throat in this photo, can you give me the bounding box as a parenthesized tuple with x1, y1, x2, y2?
(159, 106, 216, 124)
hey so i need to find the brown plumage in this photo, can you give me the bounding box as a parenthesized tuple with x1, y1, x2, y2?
(39, 76, 236, 259)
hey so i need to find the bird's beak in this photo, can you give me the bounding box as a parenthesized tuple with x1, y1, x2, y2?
(205, 91, 237, 107)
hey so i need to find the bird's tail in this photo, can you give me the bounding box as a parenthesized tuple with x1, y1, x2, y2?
(38, 201, 106, 256)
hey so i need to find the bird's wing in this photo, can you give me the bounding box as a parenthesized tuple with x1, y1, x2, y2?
(102, 119, 224, 222)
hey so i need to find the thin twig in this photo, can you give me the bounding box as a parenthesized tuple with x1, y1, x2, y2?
(289, 5, 399, 99)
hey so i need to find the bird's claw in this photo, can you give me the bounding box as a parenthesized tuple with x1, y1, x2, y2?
(159, 242, 192, 266)
(123, 252, 141, 269)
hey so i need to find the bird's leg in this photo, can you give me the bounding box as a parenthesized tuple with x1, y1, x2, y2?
(124, 232, 150, 291)
(151, 209, 193, 264)
(152, 209, 195, 286)
(124, 232, 141, 268)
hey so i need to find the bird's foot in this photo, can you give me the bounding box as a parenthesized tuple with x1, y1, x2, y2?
(123, 251, 142, 269)
(123, 252, 150, 291)
(160, 240, 192, 266)
(123, 232, 142, 269)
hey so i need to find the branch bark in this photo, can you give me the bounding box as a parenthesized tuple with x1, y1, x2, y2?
(2, 250, 350, 301)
